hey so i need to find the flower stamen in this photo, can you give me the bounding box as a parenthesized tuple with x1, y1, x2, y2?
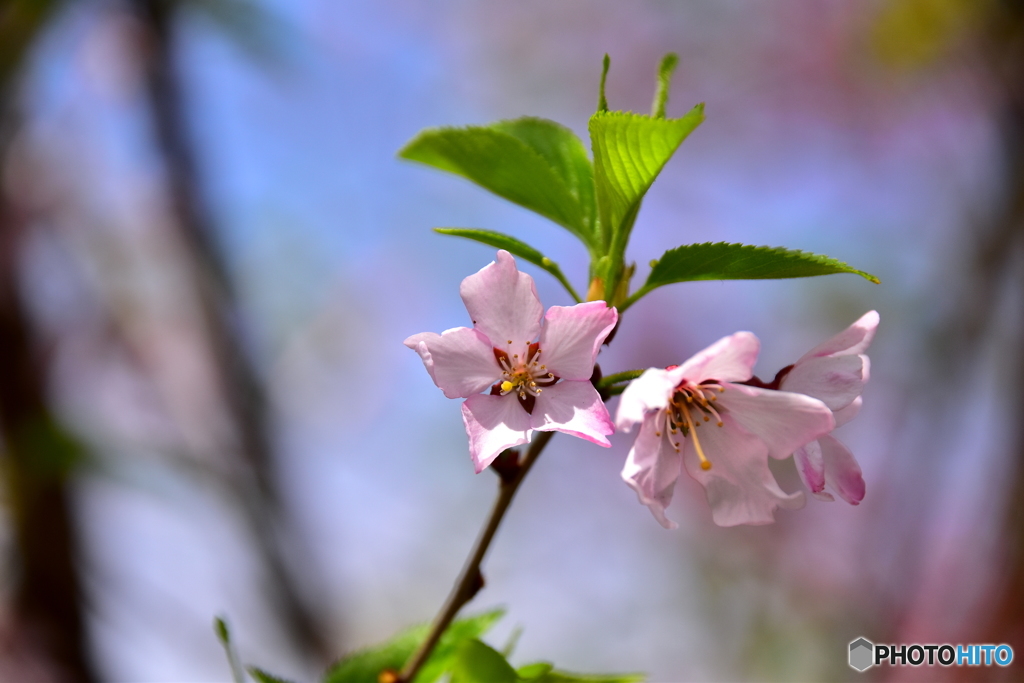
(491, 344, 559, 414)
(666, 379, 727, 470)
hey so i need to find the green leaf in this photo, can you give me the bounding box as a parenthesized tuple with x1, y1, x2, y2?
(650, 53, 678, 119)
(416, 611, 506, 683)
(536, 671, 645, 683)
(434, 228, 581, 302)
(15, 414, 87, 479)
(517, 662, 644, 683)
(645, 241, 880, 285)
(322, 609, 504, 683)
(214, 617, 231, 646)
(597, 54, 611, 113)
(627, 242, 880, 310)
(213, 616, 245, 683)
(450, 640, 518, 683)
(516, 663, 643, 683)
(501, 626, 524, 658)
(589, 106, 704, 246)
(517, 662, 555, 681)
(588, 104, 704, 295)
(491, 118, 597, 237)
(249, 667, 298, 683)
(399, 125, 593, 248)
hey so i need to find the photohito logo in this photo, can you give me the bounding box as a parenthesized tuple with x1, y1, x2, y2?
(848, 637, 1014, 671)
(849, 638, 874, 672)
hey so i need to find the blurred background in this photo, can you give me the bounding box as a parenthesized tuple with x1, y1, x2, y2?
(0, 0, 1022, 680)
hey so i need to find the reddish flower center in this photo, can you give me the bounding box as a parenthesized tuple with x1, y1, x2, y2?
(491, 342, 559, 414)
(658, 379, 726, 470)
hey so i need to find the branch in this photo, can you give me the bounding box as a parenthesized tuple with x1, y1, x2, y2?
(398, 431, 555, 682)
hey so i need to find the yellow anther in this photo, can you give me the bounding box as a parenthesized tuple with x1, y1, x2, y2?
(501, 381, 514, 392)
(700, 461, 712, 471)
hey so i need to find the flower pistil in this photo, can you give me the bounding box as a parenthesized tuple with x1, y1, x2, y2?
(663, 379, 726, 470)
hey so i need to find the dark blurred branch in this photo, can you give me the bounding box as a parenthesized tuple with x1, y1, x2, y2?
(0, 0, 63, 85)
(867, 6, 1024, 675)
(0, 98, 97, 681)
(884, 3, 1024, 676)
(974, 3, 1024, 675)
(131, 0, 331, 661)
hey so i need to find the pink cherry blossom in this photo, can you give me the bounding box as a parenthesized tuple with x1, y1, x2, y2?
(616, 332, 835, 528)
(777, 311, 879, 505)
(405, 250, 618, 472)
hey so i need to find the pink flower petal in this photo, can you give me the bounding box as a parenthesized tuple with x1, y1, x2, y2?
(820, 434, 866, 505)
(537, 302, 618, 381)
(833, 396, 862, 428)
(682, 417, 805, 526)
(794, 441, 834, 502)
(779, 354, 868, 411)
(615, 367, 678, 432)
(461, 393, 533, 473)
(717, 384, 834, 460)
(460, 250, 543, 359)
(404, 328, 501, 399)
(621, 412, 680, 529)
(531, 381, 613, 447)
(797, 310, 879, 362)
(678, 332, 759, 384)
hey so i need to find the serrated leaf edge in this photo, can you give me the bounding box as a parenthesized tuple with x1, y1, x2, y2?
(646, 241, 880, 284)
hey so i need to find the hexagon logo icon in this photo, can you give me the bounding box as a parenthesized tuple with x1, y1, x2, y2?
(849, 637, 874, 672)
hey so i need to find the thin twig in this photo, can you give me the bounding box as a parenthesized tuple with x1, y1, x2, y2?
(398, 431, 555, 682)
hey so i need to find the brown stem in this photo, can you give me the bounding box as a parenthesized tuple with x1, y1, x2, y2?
(397, 431, 555, 683)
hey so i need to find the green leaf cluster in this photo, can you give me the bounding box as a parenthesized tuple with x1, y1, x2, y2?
(399, 54, 877, 311)
(450, 639, 643, 683)
(318, 609, 642, 683)
(322, 609, 503, 683)
(588, 104, 703, 300)
(223, 609, 643, 683)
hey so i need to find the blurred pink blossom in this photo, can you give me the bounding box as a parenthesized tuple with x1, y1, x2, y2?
(778, 311, 879, 505)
